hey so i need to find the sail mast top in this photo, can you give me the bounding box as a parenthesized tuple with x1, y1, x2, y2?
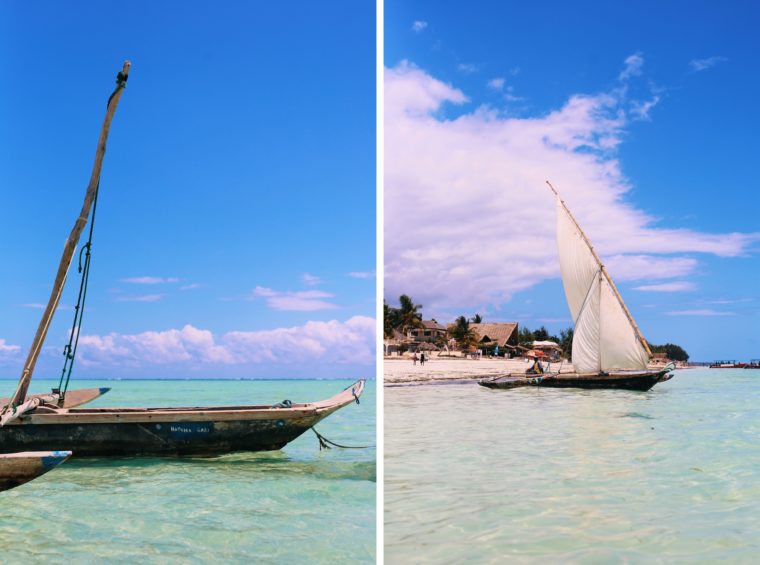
(2, 61, 131, 413)
(546, 180, 652, 357)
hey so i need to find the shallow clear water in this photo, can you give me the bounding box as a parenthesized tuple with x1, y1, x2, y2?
(385, 369, 759, 563)
(1, 379, 375, 564)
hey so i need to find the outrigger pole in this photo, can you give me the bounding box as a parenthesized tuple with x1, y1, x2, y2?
(1, 61, 131, 423)
(546, 180, 652, 357)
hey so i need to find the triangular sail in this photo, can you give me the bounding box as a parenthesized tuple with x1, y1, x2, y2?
(554, 193, 649, 372)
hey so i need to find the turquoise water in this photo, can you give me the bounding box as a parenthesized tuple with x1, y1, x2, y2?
(0, 379, 375, 564)
(385, 369, 759, 563)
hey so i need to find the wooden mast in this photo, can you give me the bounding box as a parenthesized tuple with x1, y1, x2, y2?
(2, 61, 131, 413)
(546, 180, 652, 357)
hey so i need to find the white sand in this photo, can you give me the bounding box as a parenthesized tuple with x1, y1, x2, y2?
(384, 354, 687, 385)
(383, 355, 572, 385)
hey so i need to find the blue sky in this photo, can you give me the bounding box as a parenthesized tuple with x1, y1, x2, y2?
(0, 1, 375, 379)
(384, 0, 759, 362)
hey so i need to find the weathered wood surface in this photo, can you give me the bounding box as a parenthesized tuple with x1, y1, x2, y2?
(0, 387, 110, 411)
(0, 380, 364, 457)
(4, 61, 131, 410)
(480, 370, 672, 391)
(0, 451, 72, 492)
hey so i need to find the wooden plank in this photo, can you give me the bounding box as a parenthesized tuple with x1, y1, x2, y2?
(0, 387, 109, 410)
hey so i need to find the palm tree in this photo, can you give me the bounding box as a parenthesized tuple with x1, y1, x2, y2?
(449, 315, 476, 350)
(470, 313, 483, 323)
(397, 294, 423, 334)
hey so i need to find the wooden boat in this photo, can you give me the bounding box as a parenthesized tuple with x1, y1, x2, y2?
(709, 360, 747, 368)
(0, 381, 364, 456)
(0, 388, 110, 410)
(0, 61, 365, 457)
(480, 182, 675, 392)
(745, 359, 760, 369)
(0, 451, 71, 492)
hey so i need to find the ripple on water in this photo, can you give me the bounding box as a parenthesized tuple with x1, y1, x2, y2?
(385, 369, 760, 562)
(0, 379, 376, 564)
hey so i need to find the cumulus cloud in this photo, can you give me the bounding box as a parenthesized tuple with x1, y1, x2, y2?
(75, 317, 375, 369)
(384, 58, 758, 315)
(689, 56, 728, 72)
(634, 281, 696, 292)
(411, 20, 428, 32)
(487, 78, 506, 91)
(251, 286, 339, 311)
(122, 276, 179, 284)
(0, 338, 21, 366)
(619, 52, 644, 81)
(302, 273, 322, 286)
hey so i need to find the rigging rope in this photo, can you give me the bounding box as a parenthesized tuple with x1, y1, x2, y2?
(55, 69, 128, 401)
(57, 186, 98, 399)
(311, 427, 372, 450)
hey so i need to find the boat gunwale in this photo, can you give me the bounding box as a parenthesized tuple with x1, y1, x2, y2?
(8, 379, 365, 426)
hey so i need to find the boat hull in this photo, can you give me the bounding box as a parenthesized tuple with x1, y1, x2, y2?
(1, 417, 319, 456)
(0, 380, 364, 457)
(0, 451, 71, 492)
(480, 370, 672, 392)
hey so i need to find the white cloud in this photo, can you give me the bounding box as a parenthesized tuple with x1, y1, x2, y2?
(619, 52, 644, 81)
(384, 58, 759, 314)
(348, 271, 374, 279)
(302, 273, 322, 286)
(487, 78, 506, 91)
(0, 338, 21, 365)
(75, 317, 375, 369)
(630, 95, 661, 121)
(666, 309, 735, 317)
(689, 56, 727, 72)
(634, 281, 696, 292)
(20, 303, 45, 309)
(412, 20, 428, 32)
(122, 276, 179, 284)
(251, 286, 339, 311)
(457, 62, 479, 74)
(115, 294, 165, 302)
(180, 283, 203, 290)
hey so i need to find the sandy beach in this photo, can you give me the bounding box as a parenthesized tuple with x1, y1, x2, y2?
(384, 355, 687, 385)
(383, 355, 576, 385)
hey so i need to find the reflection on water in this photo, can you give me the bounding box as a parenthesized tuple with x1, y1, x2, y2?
(385, 369, 759, 563)
(1, 379, 376, 564)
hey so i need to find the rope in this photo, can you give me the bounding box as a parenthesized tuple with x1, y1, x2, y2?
(311, 427, 372, 451)
(106, 70, 128, 108)
(57, 183, 98, 400)
(56, 69, 127, 401)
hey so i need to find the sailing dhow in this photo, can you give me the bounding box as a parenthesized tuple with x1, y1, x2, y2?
(481, 182, 674, 391)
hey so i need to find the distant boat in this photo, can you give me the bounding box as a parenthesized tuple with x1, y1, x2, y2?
(481, 182, 674, 392)
(0, 451, 71, 492)
(0, 61, 364, 456)
(709, 361, 748, 368)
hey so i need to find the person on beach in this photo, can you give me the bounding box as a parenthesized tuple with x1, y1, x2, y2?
(412, 352, 418, 365)
(527, 356, 544, 375)
(420, 352, 426, 365)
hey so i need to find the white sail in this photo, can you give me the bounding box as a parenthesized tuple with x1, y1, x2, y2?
(555, 198, 649, 372)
